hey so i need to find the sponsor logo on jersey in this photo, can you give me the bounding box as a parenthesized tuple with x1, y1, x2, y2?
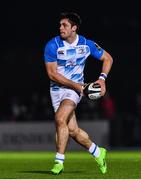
(58, 50, 64, 55)
(95, 43, 101, 51)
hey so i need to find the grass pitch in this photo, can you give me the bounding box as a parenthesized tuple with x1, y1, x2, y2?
(0, 150, 141, 179)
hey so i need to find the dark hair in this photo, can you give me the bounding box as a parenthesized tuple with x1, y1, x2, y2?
(60, 12, 82, 32)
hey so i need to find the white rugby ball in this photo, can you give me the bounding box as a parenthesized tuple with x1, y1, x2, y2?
(83, 82, 101, 100)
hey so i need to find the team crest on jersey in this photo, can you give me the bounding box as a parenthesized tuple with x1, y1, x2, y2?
(78, 48, 85, 54)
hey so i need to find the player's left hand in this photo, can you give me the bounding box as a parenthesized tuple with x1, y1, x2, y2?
(94, 79, 106, 96)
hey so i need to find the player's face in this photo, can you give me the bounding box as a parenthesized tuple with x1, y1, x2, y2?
(59, 19, 76, 39)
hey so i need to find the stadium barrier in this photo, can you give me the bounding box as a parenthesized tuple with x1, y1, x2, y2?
(0, 120, 109, 151)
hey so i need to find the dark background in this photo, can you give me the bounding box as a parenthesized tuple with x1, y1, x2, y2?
(0, 0, 141, 147)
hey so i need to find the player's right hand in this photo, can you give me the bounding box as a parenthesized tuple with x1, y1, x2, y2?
(75, 83, 84, 96)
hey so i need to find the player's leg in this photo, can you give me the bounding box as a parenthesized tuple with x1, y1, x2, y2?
(51, 99, 76, 175)
(68, 111, 92, 148)
(68, 111, 107, 174)
(55, 99, 76, 154)
(68, 111, 100, 153)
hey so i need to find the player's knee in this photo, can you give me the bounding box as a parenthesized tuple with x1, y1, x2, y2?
(69, 127, 79, 137)
(55, 114, 66, 127)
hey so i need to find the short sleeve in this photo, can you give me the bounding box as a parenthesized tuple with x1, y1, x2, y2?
(44, 39, 57, 62)
(86, 39, 104, 60)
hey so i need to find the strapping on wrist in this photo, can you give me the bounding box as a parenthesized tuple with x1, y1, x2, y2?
(99, 73, 107, 81)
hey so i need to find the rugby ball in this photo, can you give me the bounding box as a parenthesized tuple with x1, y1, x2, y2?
(83, 82, 101, 100)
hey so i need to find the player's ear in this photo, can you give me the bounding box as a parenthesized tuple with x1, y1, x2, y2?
(72, 25, 77, 32)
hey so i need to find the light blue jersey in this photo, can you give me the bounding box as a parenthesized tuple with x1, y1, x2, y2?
(44, 35, 104, 90)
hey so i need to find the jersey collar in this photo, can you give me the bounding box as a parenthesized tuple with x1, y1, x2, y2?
(63, 34, 79, 47)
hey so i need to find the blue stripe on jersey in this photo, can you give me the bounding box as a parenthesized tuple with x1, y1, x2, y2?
(78, 77, 84, 82)
(64, 66, 74, 74)
(58, 59, 66, 66)
(71, 73, 82, 81)
(76, 57, 85, 64)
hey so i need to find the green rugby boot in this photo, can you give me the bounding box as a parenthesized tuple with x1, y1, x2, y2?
(95, 148, 107, 174)
(51, 161, 64, 175)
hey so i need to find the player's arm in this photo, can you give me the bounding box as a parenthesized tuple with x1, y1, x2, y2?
(87, 39, 113, 96)
(45, 61, 83, 93)
(100, 50, 113, 76)
(95, 50, 113, 96)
